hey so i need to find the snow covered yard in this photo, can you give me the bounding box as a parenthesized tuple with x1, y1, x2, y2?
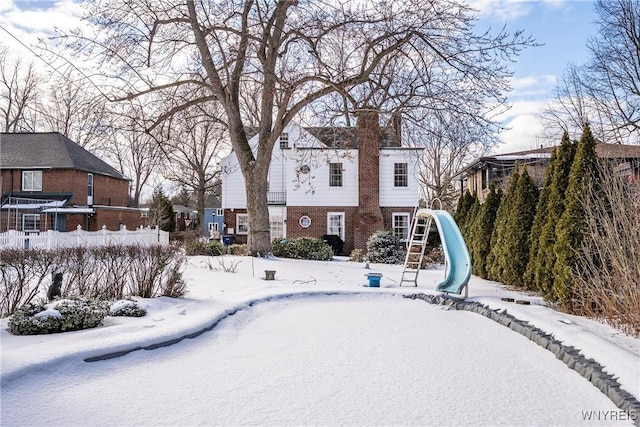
(1, 256, 639, 426)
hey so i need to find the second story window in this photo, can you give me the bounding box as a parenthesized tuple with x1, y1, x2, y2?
(279, 132, 289, 149)
(329, 162, 343, 187)
(394, 163, 408, 187)
(22, 170, 43, 191)
(87, 173, 94, 205)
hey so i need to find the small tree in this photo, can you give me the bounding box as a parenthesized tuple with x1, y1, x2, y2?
(553, 123, 599, 309)
(532, 132, 576, 298)
(468, 184, 502, 278)
(486, 167, 521, 282)
(499, 169, 539, 288)
(149, 187, 176, 232)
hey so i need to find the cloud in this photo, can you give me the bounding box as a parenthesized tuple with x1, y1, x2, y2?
(468, 0, 573, 21)
(495, 113, 546, 153)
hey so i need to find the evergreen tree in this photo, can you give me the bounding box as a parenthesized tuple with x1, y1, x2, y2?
(486, 167, 521, 282)
(468, 184, 502, 278)
(534, 132, 576, 299)
(500, 169, 539, 288)
(454, 190, 476, 231)
(523, 149, 556, 289)
(552, 124, 599, 309)
(462, 195, 480, 243)
(149, 187, 176, 232)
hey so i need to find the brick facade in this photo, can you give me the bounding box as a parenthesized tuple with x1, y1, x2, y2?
(354, 108, 385, 250)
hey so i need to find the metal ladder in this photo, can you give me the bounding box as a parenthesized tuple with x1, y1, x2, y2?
(400, 210, 432, 287)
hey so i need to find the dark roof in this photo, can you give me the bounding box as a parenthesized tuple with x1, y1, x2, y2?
(458, 142, 640, 178)
(242, 125, 400, 148)
(0, 132, 127, 180)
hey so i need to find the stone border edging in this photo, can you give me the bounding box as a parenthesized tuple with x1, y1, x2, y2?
(405, 293, 640, 426)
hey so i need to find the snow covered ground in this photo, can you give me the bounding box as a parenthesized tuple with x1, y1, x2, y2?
(2, 255, 639, 426)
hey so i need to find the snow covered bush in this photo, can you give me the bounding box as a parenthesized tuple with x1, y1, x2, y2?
(366, 230, 405, 264)
(8, 297, 110, 335)
(110, 299, 147, 317)
(271, 238, 333, 260)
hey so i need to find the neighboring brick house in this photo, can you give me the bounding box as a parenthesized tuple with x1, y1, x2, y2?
(220, 110, 424, 254)
(459, 143, 640, 202)
(0, 132, 145, 232)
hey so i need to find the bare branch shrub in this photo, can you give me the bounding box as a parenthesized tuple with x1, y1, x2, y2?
(0, 248, 56, 317)
(128, 244, 186, 298)
(574, 162, 640, 336)
(1, 244, 186, 317)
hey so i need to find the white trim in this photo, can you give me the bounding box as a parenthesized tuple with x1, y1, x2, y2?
(326, 212, 345, 241)
(392, 212, 411, 241)
(236, 213, 249, 234)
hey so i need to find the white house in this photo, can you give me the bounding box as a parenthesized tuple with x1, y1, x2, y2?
(220, 109, 423, 254)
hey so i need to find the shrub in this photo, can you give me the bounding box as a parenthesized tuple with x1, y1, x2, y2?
(1, 244, 186, 317)
(226, 244, 251, 256)
(8, 297, 110, 335)
(185, 239, 224, 256)
(270, 237, 333, 260)
(348, 249, 366, 262)
(110, 299, 147, 317)
(366, 230, 405, 264)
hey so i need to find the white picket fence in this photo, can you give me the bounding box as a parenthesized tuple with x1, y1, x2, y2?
(0, 225, 169, 249)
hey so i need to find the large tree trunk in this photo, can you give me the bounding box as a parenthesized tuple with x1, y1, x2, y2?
(244, 160, 271, 255)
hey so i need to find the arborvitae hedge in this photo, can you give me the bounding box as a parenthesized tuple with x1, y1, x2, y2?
(454, 190, 476, 233)
(524, 148, 556, 289)
(486, 167, 521, 282)
(533, 132, 576, 299)
(468, 184, 502, 278)
(552, 124, 599, 309)
(499, 169, 539, 288)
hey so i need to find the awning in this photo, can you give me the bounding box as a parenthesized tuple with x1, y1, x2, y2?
(1, 199, 67, 210)
(42, 207, 96, 214)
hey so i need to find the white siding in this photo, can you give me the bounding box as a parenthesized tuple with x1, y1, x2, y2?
(379, 149, 422, 207)
(285, 149, 358, 207)
(220, 154, 247, 209)
(221, 123, 322, 209)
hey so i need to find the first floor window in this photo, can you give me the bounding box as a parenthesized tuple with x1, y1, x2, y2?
(209, 222, 219, 233)
(270, 215, 284, 240)
(22, 214, 40, 231)
(22, 170, 43, 191)
(237, 213, 249, 234)
(394, 163, 408, 187)
(327, 212, 345, 241)
(392, 213, 410, 241)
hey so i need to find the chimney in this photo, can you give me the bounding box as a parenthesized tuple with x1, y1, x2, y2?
(391, 113, 402, 147)
(354, 108, 384, 250)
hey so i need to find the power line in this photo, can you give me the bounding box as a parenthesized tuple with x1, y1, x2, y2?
(0, 24, 111, 100)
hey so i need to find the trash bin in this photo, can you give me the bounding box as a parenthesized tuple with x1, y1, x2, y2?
(222, 235, 235, 246)
(365, 272, 383, 287)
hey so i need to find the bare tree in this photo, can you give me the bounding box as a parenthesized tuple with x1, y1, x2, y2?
(157, 104, 229, 230)
(60, 0, 534, 253)
(0, 44, 41, 132)
(103, 103, 163, 207)
(407, 109, 491, 210)
(543, 0, 640, 144)
(39, 70, 108, 149)
(585, 0, 640, 141)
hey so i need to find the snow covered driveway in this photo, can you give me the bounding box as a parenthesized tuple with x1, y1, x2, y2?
(1, 293, 627, 426)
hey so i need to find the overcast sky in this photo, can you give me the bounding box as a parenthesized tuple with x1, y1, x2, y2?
(1, 0, 598, 153)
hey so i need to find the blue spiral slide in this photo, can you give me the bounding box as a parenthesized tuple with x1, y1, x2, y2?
(415, 209, 472, 295)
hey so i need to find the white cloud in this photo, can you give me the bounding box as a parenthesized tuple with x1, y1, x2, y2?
(469, 0, 573, 21)
(495, 113, 546, 153)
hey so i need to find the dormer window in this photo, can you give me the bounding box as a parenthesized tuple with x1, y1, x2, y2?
(22, 171, 42, 191)
(279, 132, 289, 149)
